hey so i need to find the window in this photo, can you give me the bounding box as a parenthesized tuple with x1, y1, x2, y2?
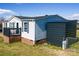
(24, 21, 29, 33)
(4, 23, 7, 28)
(9, 23, 15, 28)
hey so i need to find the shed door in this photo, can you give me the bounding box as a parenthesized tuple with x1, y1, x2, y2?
(47, 23, 66, 46)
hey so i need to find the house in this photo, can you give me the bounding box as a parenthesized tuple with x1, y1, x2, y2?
(0, 17, 5, 32)
(2, 15, 77, 46)
(0, 22, 2, 32)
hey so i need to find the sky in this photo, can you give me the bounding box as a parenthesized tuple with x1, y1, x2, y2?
(0, 3, 79, 20)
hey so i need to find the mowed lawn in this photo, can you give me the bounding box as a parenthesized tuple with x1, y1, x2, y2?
(0, 30, 79, 56)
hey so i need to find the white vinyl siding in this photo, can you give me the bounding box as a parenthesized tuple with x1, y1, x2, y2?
(22, 21, 35, 42)
(8, 17, 22, 28)
(4, 22, 7, 28)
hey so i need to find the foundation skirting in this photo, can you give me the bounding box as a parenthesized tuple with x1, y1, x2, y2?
(3, 35, 21, 43)
(3, 35, 47, 45)
(21, 37, 34, 45)
(3, 35, 10, 43)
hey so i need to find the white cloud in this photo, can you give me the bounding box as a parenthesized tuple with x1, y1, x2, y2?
(0, 8, 15, 14)
(71, 14, 79, 17)
(66, 13, 79, 20)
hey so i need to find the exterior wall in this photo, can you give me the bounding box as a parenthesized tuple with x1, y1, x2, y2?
(2, 17, 22, 36)
(3, 17, 22, 28)
(22, 21, 35, 43)
(2, 23, 4, 34)
(35, 16, 67, 41)
(2, 16, 35, 45)
(7, 17, 22, 28)
(66, 20, 77, 37)
(47, 23, 66, 46)
(35, 20, 46, 41)
(2, 23, 4, 28)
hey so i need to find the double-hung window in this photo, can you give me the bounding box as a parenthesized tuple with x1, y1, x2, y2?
(24, 21, 29, 33)
(9, 22, 15, 28)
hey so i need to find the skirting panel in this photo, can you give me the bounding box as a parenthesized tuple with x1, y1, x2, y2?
(3, 35, 10, 43)
(3, 35, 21, 43)
(21, 37, 34, 45)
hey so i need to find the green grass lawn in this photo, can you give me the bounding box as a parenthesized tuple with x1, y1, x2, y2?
(0, 30, 79, 56)
(0, 36, 61, 56)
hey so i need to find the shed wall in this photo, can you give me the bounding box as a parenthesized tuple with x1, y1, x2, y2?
(47, 23, 66, 46)
(35, 16, 67, 41)
(66, 20, 77, 37)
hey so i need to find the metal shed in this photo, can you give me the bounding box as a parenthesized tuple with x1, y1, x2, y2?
(47, 20, 77, 47)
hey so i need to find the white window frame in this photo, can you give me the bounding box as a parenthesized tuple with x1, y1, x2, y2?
(23, 21, 29, 33)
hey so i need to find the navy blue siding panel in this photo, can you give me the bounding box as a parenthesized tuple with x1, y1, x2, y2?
(47, 23, 66, 46)
(66, 20, 77, 37)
